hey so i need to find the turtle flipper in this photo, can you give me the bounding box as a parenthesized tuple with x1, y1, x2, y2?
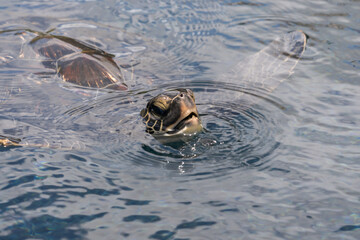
(0, 135, 21, 147)
(226, 30, 307, 92)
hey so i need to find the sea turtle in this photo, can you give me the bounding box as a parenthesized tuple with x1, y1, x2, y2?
(0, 29, 306, 147)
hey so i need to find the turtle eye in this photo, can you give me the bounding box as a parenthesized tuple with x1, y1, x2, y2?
(151, 105, 166, 117)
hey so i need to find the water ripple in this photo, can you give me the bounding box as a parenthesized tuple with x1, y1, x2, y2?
(56, 81, 286, 179)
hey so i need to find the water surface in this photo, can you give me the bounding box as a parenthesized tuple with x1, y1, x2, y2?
(0, 0, 359, 239)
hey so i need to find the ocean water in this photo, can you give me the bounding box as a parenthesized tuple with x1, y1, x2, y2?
(0, 0, 359, 239)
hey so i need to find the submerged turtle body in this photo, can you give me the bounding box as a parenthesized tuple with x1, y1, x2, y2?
(29, 30, 306, 94)
(30, 34, 127, 90)
(0, 29, 307, 148)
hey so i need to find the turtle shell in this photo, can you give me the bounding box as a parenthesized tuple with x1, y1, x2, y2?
(30, 34, 127, 90)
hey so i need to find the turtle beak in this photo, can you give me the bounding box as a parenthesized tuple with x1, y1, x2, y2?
(172, 109, 202, 135)
(181, 114, 203, 135)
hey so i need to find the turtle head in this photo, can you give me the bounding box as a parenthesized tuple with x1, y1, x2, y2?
(141, 89, 202, 140)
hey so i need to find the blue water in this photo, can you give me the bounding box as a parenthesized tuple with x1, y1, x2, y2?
(0, 0, 359, 239)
